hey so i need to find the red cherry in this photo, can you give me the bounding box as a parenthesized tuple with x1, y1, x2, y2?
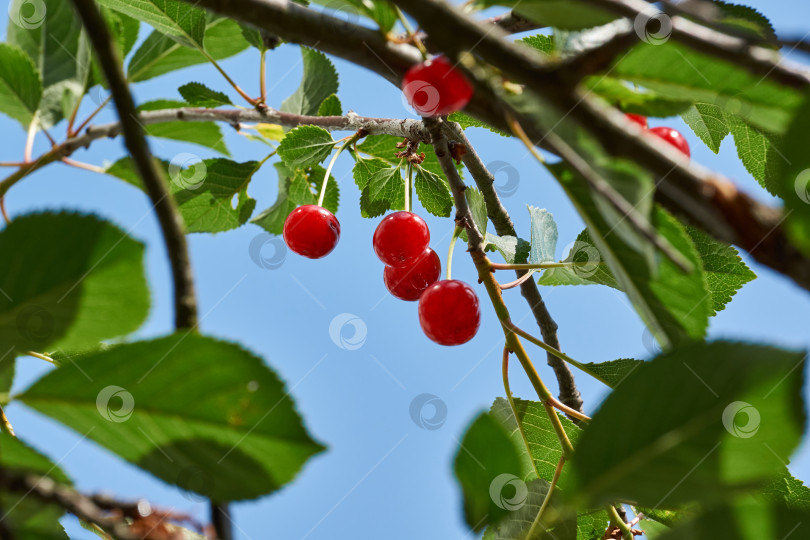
(373, 211, 430, 267)
(402, 55, 473, 117)
(384, 248, 441, 301)
(649, 126, 690, 157)
(282, 205, 340, 259)
(418, 280, 480, 346)
(625, 113, 648, 129)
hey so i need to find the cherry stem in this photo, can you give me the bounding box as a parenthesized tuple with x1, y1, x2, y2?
(491, 262, 593, 271)
(201, 49, 257, 106)
(259, 49, 267, 104)
(317, 134, 359, 207)
(405, 162, 412, 213)
(499, 271, 535, 291)
(24, 114, 38, 163)
(446, 225, 462, 280)
(395, 6, 428, 58)
(502, 348, 542, 479)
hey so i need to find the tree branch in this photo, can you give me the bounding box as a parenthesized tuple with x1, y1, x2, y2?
(0, 471, 200, 540)
(0, 108, 430, 198)
(446, 123, 584, 414)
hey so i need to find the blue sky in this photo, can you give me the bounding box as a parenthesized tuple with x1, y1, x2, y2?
(2, 1, 810, 538)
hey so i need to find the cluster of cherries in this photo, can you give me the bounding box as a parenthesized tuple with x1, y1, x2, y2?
(373, 211, 480, 346)
(282, 207, 481, 346)
(626, 113, 691, 157)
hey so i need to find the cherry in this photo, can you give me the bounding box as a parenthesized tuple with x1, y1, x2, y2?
(626, 113, 648, 129)
(649, 126, 690, 157)
(373, 211, 431, 267)
(384, 248, 441, 301)
(402, 55, 473, 117)
(418, 280, 480, 346)
(282, 205, 340, 259)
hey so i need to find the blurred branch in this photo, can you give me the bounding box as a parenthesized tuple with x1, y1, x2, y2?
(0, 471, 202, 540)
(392, 0, 810, 292)
(487, 10, 542, 34)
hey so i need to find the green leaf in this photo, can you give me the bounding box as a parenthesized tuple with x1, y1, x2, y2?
(549, 162, 711, 348)
(490, 397, 581, 485)
(178, 82, 233, 108)
(770, 93, 810, 255)
(685, 227, 756, 315)
(727, 116, 783, 195)
(448, 111, 510, 137)
(414, 166, 453, 217)
(454, 412, 524, 530)
(571, 342, 807, 507)
(106, 157, 259, 233)
(712, 1, 776, 41)
(579, 358, 644, 388)
(352, 157, 397, 218)
(519, 34, 555, 55)
(0, 44, 42, 128)
(0, 213, 150, 353)
(6, 0, 82, 87)
(537, 228, 618, 288)
(612, 42, 803, 134)
(239, 24, 280, 52)
(251, 163, 298, 235)
(138, 99, 230, 154)
(528, 207, 557, 264)
(368, 165, 404, 203)
(96, 0, 206, 47)
(128, 18, 250, 83)
(277, 125, 335, 168)
(281, 47, 339, 117)
(682, 103, 729, 154)
(317, 94, 342, 116)
(656, 498, 810, 539)
(19, 334, 325, 501)
(762, 469, 810, 511)
(588, 78, 693, 118)
(466, 187, 488, 238)
(0, 433, 70, 539)
(356, 135, 462, 179)
(485, 233, 531, 265)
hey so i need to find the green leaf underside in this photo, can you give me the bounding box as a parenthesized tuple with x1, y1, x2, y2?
(352, 157, 400, 218)
(776, 93, 810, 255)
(0, 213, 150, 353)
(96, 0, 207, 47)
(19, 333, 325, 501)
(106, 157, 259, 233)
(0, 432, 70, 538)
(0, 44, 42, 128)
(486, 233, 531, 265)
(454, 412, 524, 530)
(588, 78, 693, 118)
(528, 206, 558, 264)
(548, 162, 711, 349)
(571, 342, 806, 507)
(474, 0, 616, 30)
(580, 358, 645, 389)
(280, 47, 339, 117)
(127, 18, 249, 83)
